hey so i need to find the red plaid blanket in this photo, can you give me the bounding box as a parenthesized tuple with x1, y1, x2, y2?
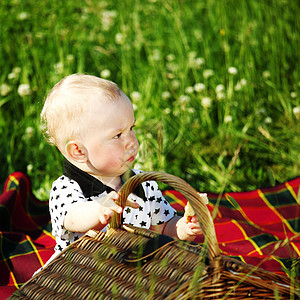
(164, 179, 300, 278)
(1, 172, 299, 299)
(0, 172, 55, 299)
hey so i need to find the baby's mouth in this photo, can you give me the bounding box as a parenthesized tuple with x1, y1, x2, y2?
(127, 147, 138, 162)
(127, 155, 135, 162)
(126, 145, 138, 164)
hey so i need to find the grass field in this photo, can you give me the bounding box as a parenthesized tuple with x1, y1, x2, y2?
(0, 0, 299, 198)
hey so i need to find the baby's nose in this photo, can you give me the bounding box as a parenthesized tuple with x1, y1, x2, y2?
(125, 133, 138, 150)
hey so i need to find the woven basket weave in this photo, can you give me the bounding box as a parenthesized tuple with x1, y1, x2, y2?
(10, 172, 299, 299)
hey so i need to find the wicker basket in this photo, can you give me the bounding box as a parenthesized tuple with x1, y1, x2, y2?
(9, 172, 299, 299)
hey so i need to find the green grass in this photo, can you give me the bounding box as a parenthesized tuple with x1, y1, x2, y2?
(0, 0, 299, 197)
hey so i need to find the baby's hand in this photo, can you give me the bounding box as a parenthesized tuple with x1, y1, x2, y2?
(185, 215, 202, 236)
(176, 202, 203, 240)
(97, 191, 139, 225)
(175, 214, 202, 241)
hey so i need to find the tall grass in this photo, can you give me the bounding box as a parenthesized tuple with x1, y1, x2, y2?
(0, 0, 299, 197)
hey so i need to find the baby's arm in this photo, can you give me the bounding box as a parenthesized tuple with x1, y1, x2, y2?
(64, 191, 138, 233)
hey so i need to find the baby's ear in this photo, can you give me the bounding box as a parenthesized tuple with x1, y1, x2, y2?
(65, 141, 88, 163)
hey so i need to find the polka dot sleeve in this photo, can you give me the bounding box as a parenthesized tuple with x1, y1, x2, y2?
(123, 170, 177, 228)
(49, 175, 90, 243)
(142, 179, 177, 225)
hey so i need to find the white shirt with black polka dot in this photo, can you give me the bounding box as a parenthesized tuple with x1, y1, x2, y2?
(49, 169, 176, 255)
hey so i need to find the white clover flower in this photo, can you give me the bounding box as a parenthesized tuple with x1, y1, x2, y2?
(215, 84, 225, 93)
(66, 54, 74, 62)
(27, 164, 33, 173)
(25, 126, 34, 138)
(189, 56, 204, 69)
(166, 62, 179, 72)
(240, 78, 247, 86)
(166, 72, 175, 79)
(101, 10, 117, 31)
(17, 12, 29, 20)
(187, 107, 195, 113)
(188, 52, 203, 68)
(130, 91, 142, 102)
(8, 73, 17, 80)
(163, 108, 171, 114)
(132, 103, 138, 111)
(166, 53, 175, 61)
(194, 57, 205, 68)
(185, 86, 194, 94)
(54, 62, 63, 74)
(292, 107, 300, 119)
(194, 83, 205, 92)
(102, 10, 117, 19)
(171, 79, 180, 89)
(262, 70, 271, 79)
(216, 92, 225, 100)
(224, 115, 232, 123)
(201, 97, 212, 108)
(257, 108, 266, 115)
(264, 117, 272, 124)
(8, 67, 21, 80)
(151, 49, 161, 61)
(290, 91, 297, 98)
(0, 83, 12, 96)
(115, 32, 125, 44)
(14, 67, 23, 76)
(18, 84, 31, 97)
(13, 67, 21, 74)
(161, 91, 171, 100)
(228, 66, 238, 75)
(188, 51, 197, 60)
(179, 94, 190, 104)
(203, 69, 214, 79)
(101, 69, 111, 79)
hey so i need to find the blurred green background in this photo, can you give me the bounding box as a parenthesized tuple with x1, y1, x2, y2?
(0, 0, 299, 198)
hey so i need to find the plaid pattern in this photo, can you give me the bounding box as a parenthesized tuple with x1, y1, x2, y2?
(164, 177, 300, 277)
(0, 172, 299, 298)
(0, 172, 55, 299)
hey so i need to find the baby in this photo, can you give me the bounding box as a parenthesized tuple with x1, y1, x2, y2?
(41, 74, 202, 261)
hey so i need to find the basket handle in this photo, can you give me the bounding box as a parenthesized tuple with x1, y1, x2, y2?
(109, 171, 220, 261)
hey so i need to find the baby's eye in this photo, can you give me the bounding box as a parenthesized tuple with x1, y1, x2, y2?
(113, 133, 122, 139)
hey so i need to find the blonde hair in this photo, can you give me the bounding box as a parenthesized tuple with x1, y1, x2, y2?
(41, 74, 122, 151)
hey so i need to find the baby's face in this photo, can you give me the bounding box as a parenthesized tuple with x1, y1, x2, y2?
(80, 94, 139, 179)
